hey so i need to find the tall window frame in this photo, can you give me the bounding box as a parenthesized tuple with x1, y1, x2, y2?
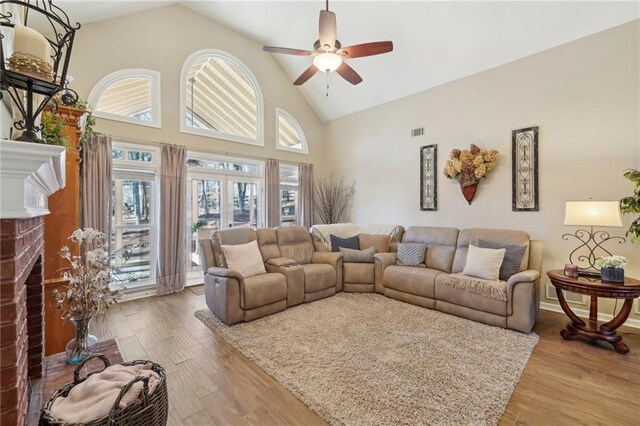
(110, 142, 160, 290)
(180, 49, 264, 147)
(88, 69, 162, 128)
(279, 163, 300, 226)
(276, 108, 309, 155)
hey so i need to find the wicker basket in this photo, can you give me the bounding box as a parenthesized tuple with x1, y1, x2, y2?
(40, 354, 168, 426)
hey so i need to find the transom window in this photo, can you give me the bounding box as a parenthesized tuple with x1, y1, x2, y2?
(112, 144, 157, 169)
(276, 108, 308, 154)
(88, 69, 161, 128)
(180, 49, 264, 146)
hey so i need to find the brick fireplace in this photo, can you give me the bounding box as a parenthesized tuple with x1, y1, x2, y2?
(0, 217, 45, 425)
(0, 140, 67, 426)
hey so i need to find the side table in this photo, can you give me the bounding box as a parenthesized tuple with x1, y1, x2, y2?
(547, 270, 640, 354)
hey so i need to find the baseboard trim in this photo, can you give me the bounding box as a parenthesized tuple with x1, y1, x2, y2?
(540, 302, 640, 330)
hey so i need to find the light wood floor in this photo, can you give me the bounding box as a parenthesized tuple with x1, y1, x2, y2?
(93, 287, 640, 426)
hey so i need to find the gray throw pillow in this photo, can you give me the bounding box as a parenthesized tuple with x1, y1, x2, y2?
(330, 234, 359, 252)
(339, 247, 375, 263)
(395, 243, 427, 267)
(477, 239, 527, 280)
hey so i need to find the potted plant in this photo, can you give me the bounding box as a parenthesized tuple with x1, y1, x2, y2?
(596, 255, 627, 283)
(40, 111, 68, 147)
(620, 169, 640, 244)
(443, 144, 499, 204)
(54, 228, 124, 364)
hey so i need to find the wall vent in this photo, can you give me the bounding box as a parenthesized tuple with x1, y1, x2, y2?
(411, 127, 424, 137)
(545, 284, 586, 305)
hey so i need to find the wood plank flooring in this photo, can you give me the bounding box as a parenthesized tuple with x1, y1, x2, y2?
(90, 288, 640, 425)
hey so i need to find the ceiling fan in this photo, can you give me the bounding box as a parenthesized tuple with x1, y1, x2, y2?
(262, 0, 393, 86)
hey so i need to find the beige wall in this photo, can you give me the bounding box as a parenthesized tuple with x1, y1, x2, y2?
(68, 4, 326, 168)
(326, 20, 640, 322)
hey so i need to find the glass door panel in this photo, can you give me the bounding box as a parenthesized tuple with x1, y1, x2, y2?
(188, 178, 223, 272)
(111, 178, 154, 287)
(230, 180, 258, 228)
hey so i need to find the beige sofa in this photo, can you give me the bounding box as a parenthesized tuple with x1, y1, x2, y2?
(200, 226, 342, 324)
(376, 227, 542, 333)
(200, 225, 542, 333)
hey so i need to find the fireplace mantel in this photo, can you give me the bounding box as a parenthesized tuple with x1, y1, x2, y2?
(0, 140, 66, 219)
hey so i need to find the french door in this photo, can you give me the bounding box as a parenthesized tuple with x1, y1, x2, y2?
(186, 173, 262, 275)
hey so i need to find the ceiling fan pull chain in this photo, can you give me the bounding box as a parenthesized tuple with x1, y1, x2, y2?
(326, 73, 330, 97)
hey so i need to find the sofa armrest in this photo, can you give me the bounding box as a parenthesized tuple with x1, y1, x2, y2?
(312, 251, 343, 268)
(266, 257, 298, 267)
(206, 267, 244, 282)
(374, 252, 397, 293)
(506, 270, 540, 318)
(265, 263, 305, 307)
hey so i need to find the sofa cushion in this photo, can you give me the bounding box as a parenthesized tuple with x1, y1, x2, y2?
(243, 273, 287, 310)
(330, 234, 359, 252)
(396, 243, 427, 267)
(383, 266, 443, 299)
(221, 240, 266, 278)
(339, 247, 375, 263)
(402, 226, 459, 272)
(359, 234, 391, 253)
(435, 273, 507, 316)
(343, 263, 375, 284)
(302, 263, 336, 293)
(453, 228, 530, 274)
(256, 228, 281, 262)
(276, 226, 315, 265)
(462, 245, 506, 281)
(477, 239, 527, 280)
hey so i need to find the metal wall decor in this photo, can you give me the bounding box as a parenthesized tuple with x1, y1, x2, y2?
(512, 126, 539, 211)
(420, 144, 437, 211)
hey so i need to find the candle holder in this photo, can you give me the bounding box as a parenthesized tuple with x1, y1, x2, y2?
(0, 0, 80, 143)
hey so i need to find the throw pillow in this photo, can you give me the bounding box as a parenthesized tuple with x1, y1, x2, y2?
(359, 234, 391, 253)
(395, 243, 427, 267)
(477, 239, 527, 280)
(462, 244, 506, 281)
(339, 247, 376, 263)
(220, 240, 266, 278)
(330, 234, 359, 252)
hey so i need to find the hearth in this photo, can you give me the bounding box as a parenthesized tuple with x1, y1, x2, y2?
(0, 141, 66, 426)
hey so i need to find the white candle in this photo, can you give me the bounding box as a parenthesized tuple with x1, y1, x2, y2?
(12, 25, 50, 63)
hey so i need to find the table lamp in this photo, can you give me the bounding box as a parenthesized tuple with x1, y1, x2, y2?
(563, 201, 626, 276)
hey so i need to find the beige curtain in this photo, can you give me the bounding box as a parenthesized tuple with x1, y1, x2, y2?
(156, 144, 187, 295)
(298, 163, 314, 229)
(265, 159, 280, 228)
(81, 134, 112, 236)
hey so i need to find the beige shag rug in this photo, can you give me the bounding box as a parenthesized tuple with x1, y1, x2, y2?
(195, 293, 538, 426)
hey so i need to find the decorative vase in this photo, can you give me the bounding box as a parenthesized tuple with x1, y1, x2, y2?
(600, 267, 624, 283)
(460, 183, 477, 205)
(65, 316, 98, 365)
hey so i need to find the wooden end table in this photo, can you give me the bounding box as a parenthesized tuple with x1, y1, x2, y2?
(547, 270, 640, 354)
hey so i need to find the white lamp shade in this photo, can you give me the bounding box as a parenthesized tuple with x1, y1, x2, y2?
(313, 52, 343, 73)
(564, 201, 623, 227)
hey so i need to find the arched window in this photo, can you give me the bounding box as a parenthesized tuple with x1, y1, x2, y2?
(276, 108, 308, 154)
(180, 49, 264, 146)
(88, 69, 161, 128)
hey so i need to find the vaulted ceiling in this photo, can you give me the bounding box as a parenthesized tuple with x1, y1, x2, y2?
(42, 1, 640, 122)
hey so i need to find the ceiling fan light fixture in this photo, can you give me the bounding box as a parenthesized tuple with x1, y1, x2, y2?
(313, 52, 343, 73)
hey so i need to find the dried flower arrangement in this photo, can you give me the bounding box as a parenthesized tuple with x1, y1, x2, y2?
(53, 228, 124, 321)
(314, 174, 356, 224)
(443, 144, 499, 187)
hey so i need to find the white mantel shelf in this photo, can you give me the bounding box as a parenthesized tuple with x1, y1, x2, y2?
(0, 140, 66, 219)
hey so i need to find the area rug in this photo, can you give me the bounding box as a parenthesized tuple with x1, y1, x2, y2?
(195, 293, 538, 425)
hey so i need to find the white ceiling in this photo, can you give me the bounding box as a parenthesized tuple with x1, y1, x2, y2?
(44, 1, 640, 122)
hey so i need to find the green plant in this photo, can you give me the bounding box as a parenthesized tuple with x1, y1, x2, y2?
(71, 97, 97, 144)
(192, 219, 207, 233)
(40, 111, 68, 147)
(620, 169, 640, 244)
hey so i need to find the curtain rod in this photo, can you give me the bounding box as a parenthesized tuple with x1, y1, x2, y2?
(108, 134, 298, 164)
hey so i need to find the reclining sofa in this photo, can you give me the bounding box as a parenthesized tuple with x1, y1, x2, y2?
(199, 225, 542, 333)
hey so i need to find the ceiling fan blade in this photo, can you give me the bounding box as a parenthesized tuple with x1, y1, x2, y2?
(336, 62, 363, 85)
(263, 46, 314, 56)
(341, 41, 394, 58)
(293, 65, 319, 86)
(319, 10, 337, 50)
